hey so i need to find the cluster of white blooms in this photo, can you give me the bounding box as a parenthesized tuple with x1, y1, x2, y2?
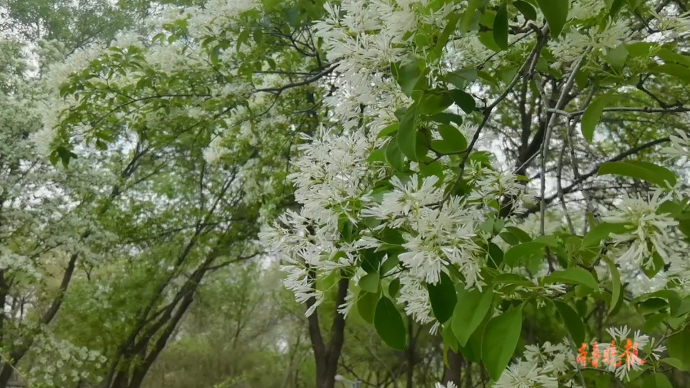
(23, 331, 107, 388)
(495, 340, 574, 388)
(313, 0, 455, 133)
(662, 128, 690, 161)
(259, 127, 383, 316)
(569, 0, 607, 20)
(603, 191, 677, 272)
(183, 0, 258, 39)
(591, 326, 662, 381)
(364, 179, 487, 288)
(550, 19, 632, 68)
(466, 161, 535, 213)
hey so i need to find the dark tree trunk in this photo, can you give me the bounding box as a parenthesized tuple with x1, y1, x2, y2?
(307, 275, 349, 388)
(441, 349, 463, 386)
(406, 317, 415, 388)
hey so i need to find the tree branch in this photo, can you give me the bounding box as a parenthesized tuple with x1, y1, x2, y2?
(524, 137, 670, 215)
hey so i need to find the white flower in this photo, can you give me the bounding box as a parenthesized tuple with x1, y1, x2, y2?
(203, 135, 228, 164)
(435, 382, 457, 388)
(30, 126, 57, 158)
(662, 129, 690, 160)
(337, 289, 356, 317)
(569, 0, 607, 20)
(397, 273, 435, 325)
(603, 191, 677, 270)
(363, 175, 443, 221)
(494, 361, 558, 388)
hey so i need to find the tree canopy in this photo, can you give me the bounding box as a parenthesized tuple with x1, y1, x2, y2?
(2, 0, 690, 387)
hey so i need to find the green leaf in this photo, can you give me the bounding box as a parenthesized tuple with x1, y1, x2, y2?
(505, 227, 532, 243)
(377, 123, 399, 138)
(657, 47, 690, 67)
(581, 95, 619, 143)
(430, 112, 464, 126)
(381, 254, 400, 275)
(433, 125, 467, 153)
(598, 161, 677, 188)
(609, 0, 626, 18)
(419, 160, 445, 180)
(602, 257, 622, 315)
(605, 44, 628, 70)
(637, 298, 668, 316)
(362, 249, 386, 273)
(478, 31, 501, 52)
(235, 28, 251, 53)
(449, 89, 476, 114)
(554, 301, 585, 345)
(626, 161, 678, 187)
(375, 296, 407, 351)
(388, 278, 401, 298)
(493, 5, 509, 50)
(660, 357, 689, 372)
(536, 0, 569, 38)
(461, 0, 489, 32)
(667, 327, 690, 369)
(285, 7, 300, 26)
(653, 63, 690, 83)
(482, 307, 523, 381)
(582, 222, 629, 247)
(444, 69, 478, 89)
(487, 243, 504, 268)
(385, 135, 406, 172)
(644, 313, 669, 332)
(642, 252, 666, 279)
(357, 290, 379, 324)
(513, 1, 537, 20)
(642, 373, 673, 388)
(427, 271, 458, 323)
(434, 12, 461, 58)
(419, 92, 454, 115)
(544, 268, 599, 290)
(451, 286, 494, 346)
(360, 272, 380, 293)
(504, 241, 548, 267)
(392, 61, 424, 97)
(367, 152, 384, 166)
(398, 104, 419, 161)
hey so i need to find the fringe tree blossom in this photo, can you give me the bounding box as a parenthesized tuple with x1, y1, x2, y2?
(494, 340, 572, 388)
(603, 191, 677, 271)
(662, 129, 690, 160)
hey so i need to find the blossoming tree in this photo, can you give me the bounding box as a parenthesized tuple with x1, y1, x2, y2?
(48, 0, 690, 387)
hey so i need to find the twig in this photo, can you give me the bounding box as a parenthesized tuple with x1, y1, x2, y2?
(548, 105, 690, 118)
(539, 52, 589, 236)
(557, 141, 576, 234)
(524, 137, 670, 215)
(442, 30, 549, 203)
(254, 63, 339, 95)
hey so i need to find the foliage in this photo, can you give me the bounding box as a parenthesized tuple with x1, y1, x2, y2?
(15, 0, 690, 387)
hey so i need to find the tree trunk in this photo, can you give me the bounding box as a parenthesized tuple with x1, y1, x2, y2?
(406, 317, 415, 388)
(441, 349, 463, 386)
(307, 276, 349, 388)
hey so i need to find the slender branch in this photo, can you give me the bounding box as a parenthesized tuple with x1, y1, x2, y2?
(557, 141, 576, 234)
(443, 31, 548, 202)
(524, 137, 670, 215)
(548, 105, 690, 118)
(254, 63, 339, 95)
(539, 52, 589, 236)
